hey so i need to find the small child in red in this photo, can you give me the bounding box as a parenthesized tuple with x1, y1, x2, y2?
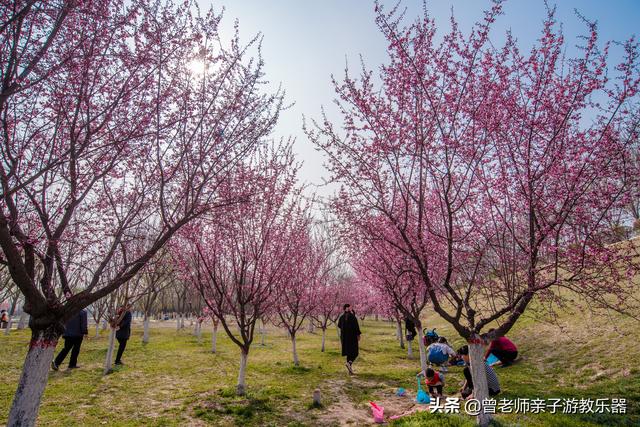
(418, 367, 444, 397)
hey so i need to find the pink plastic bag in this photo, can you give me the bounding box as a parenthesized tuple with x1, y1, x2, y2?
(370, 401, 384, 423)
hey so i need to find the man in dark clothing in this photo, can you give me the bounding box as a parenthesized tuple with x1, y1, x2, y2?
(337, 304, 361, 375)
(52, 309, 88, 370)
(405, 317, 417, 341)
(114, 306, 132, 365)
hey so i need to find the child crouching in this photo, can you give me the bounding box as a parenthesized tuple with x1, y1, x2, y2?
(418, 367, 444, 398)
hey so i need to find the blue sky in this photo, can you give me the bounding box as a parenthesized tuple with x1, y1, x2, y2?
(207, 1, 640, 195)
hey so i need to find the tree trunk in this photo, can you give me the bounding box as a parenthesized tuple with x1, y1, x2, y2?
(4, 315, 13, 335)
(260, 320, 266, 346)
(291, 333, 299, 366)
(407, 340, 413, 359)
(396, 320, 405, 349)
(236, 350, 249, 396)
(176, 314, 181, 331)
(417, 333, 428, 374)
(4, 296, 18, 335)
(94, 322, 100, 337)
(469, 341, 492, 426)
(307, 319, 314, 334)
(17, 312, 28, 330)
(101, 319, 107, 330)
(211, 322, 217, 353)
(142, 315, 150, 344)
(103, 328, 116, 375)
(321, 328, 326, 352)
(196, 322, 202, 344)
(7, 326, 59, 427)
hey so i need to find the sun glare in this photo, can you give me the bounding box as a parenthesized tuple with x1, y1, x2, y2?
(188, 59, 207, 75)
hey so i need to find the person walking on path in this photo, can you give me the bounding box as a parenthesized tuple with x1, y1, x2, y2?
(52, 309, 88, 370)
(114, 306, 132, 366)
(337, 304, 361, 375)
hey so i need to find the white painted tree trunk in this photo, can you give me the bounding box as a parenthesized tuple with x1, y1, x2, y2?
(196, 322, 202, 344)
(4, 316, 13, 335)
(417, 334, 428, 374)
(101, 319, 107, 330)
(94, 322, 100, 337)
(469, 342, 492, 426)
(236, 350, 249, 396)
(397, 320, 405, 349)
(17, 312, 28, 329)
(176, 314, 181, 331)
(260, 321, 266, 346)
(291, 334, 299, 366)
(103, 328, 116, 375)
(142, 316, 150, 344)
(7, 328, 58, 426)
(321, 328, 326, 352)
(307, 319, 314, 333)
(407, 340, 413, 359)
(211, 323, 217, 353)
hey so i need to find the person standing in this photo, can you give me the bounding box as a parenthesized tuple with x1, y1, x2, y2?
(0, 309, 8, 329)
(337, 304, 361, 375)
(114, 306, 132, 366)
(52, 309, 88, 370)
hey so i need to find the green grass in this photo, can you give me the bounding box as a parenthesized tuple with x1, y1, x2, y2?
(0, 306, 638, 426)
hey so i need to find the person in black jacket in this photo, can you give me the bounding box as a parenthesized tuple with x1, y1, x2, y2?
(52, 309, 88, 370)
(405, 317, 417, 341)
(337, 304, 361, 375)
(114, 306, 132, 366)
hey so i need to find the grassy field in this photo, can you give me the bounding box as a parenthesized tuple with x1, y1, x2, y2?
(0, 305, 638, 426)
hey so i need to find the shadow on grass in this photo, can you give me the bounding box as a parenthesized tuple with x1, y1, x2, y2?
(282, 365, 313, 375)
(193, 388, 274, 425)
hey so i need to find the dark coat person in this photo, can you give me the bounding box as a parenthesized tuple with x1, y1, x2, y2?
(115, 308, 132, 365)
(337, 304, 361, 374)
(52, 309, 88, 370)
(405, 317, 417, 341)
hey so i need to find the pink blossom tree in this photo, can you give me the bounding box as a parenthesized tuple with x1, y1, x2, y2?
(308, 2, 640, 424)
(174, 142, 301, 395)
(310, 276, 348, 352)
(274, 217, 322, 366)
(352, 230, 432, 372)
(1, 1, 286, 423)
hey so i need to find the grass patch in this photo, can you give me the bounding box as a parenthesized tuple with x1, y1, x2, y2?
(391, 411, 477, 426)
(0, 304, 638, 426)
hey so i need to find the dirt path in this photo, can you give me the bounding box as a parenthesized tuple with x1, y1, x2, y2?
(316, 377, 428, 426)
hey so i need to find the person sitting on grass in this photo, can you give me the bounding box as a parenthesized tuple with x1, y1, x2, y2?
(457, 345, 500, 400)
(485, 329, 518, 367)
(418, 367, 445, 398)
(427, 336, 457, 371)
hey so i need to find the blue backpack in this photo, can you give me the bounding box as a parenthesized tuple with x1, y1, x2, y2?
(422, 328, 439, 346)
